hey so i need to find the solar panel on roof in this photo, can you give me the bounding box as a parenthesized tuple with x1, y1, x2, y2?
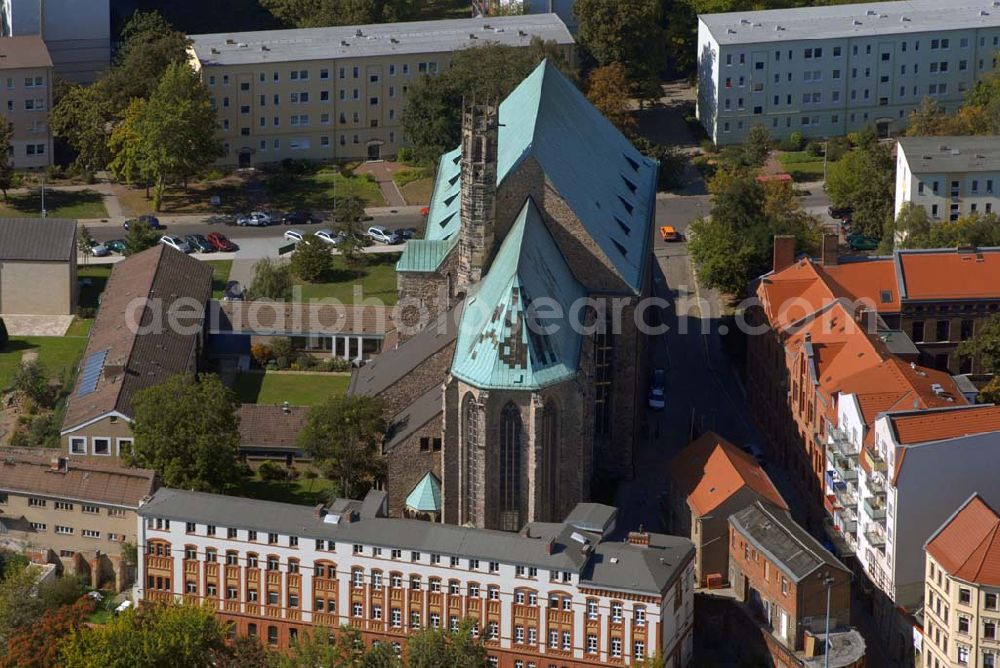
(76, 349, 109, 397)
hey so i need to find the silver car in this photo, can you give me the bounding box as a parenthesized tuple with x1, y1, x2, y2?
(159, 235, 192, 253)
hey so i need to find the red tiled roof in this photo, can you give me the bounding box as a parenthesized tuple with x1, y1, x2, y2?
(818, 259, 899, 312)
(667, 431, 787, 517)
(237, 404, 308, 450)
(889, 405, 1000, 446)
(926, 494, 1000, 586)
(898, 250, 1000, 301)
(837, 357, 966, 423)
(0, 451, 155, 507)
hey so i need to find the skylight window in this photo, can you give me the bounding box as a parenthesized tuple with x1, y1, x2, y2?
(621, 175, 637, 194)
(624, 153, 640, 172)
(615, 217, 631, 236)
(617, 196, 635, 215)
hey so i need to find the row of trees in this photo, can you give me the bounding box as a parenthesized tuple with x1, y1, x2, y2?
(125, 374, 386, 500)
(51, 11, 219, 210)
(687, 126, 823, 295)
(824, 127, 895, 241)
(905, 63, 1000, 136)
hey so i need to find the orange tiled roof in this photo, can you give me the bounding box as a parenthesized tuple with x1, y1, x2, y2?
(757, 260, 838, 330)
(818, 259, 899, 312)
(667, 431, 787, 517)
(837, 357, 966, 422)
(898, 249, 1000, 301)
(926, 494, 1000, 586)
(889, 405, 1000, 446)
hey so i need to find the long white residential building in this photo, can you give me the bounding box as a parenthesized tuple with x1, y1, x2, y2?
(895, 136, 1000, 220)
(137, 488, 695, 667)
(696, 0, 1000, 144)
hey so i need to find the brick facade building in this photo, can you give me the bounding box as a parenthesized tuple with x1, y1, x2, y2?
(351, 60, 658, 529)
(137, 487, 695, 667)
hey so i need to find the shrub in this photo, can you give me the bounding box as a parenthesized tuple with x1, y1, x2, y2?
(699, 138, 717, 154)
(287, 467, 300, 480)
(250, 344, 273, 367)
(396, 146, 414, 163)
(788, 131, 804, 151)
(45, 164, 64, 181)
(75, 306, 97, 319)
(826, 136, 852, 162)
(302, 468, 318, 480)
(805, 141, 824, 158)
(296, 353, 315, 370)
(275, 356, 289, 370)
(271, 337, 294, 361)
(257, 460, 287, 482)
(11, 360, 49, 406)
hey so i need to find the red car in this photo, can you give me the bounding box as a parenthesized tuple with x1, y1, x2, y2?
(206, 232, 237, 252)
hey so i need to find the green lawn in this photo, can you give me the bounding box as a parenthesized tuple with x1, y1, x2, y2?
(65, 318, 92, 337)
(295, 253, 399, 304)
(205, 259, 233, 299)
(265, 166, 386, 210)
(394, 167, 435, 206)
(0, 337, 89, 389)
(236, 472, 337, 506)
(231, 371, 350, 406)
(85, 591, 118, 625)
(777, 151, 829, 182)
(0, 189, 108, 219)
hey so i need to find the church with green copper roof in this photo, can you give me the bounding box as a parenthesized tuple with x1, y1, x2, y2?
(351, 59, 658, 531)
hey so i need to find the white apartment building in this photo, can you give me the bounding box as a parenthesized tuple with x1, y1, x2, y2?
(854, 404, 1000, 614)
(696, 0, 1000, 145)
(137, 488, 695, 667)
(187, 15, 574, 167)
(0, 36, 52, 168)
(895, 136, 1000, 221)
(1, 0, 110, 83)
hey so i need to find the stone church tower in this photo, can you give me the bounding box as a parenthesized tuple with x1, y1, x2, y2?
(456, 100, 498, 293)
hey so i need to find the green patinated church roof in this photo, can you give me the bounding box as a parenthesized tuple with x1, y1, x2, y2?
(405, 472, 442, 513)
(397, 59, 657, 292)
(450, 199, 586, 391)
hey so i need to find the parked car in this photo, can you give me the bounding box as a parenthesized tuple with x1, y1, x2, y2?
(367, 225, 400, 244)
(648, 368, 666, 410)
(281, 210, 316, 225)
(123, 214, 164, 231)
(660, 225, 681, 242)
(88, 241, 109, 257)
(828, 205, 853, 220)
(394, 227, 418, 240)
(206, 232, 237, 252)
(283, 229, 305, 242)
(848, 233, 879, 251)
(105, 238, 127, 254)
(159, 235, 192, 253)
(184, 234, 215, 253)
(314, 229, 344, 245)
(237, 211, 271, 226)
(223, 281, 244, 301)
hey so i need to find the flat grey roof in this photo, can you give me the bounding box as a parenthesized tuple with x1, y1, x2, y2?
(190, 14, 573, 66)
(898, 136, 1000, 174)
(730, 501, 849, 583)
(140, 488, 692, 595)
(700, 0, 1000, 46)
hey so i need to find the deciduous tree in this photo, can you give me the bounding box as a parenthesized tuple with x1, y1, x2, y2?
(0, 563, 46, 653)
(574, 0, 665, 100)
(407, 619, 489, 668)
(259, 0, 417, 28)
(959, 313, 1000, 374)
(127, 373, 242, 492)
(50, 82, 115, 176)
(290, 235, 333, 282)
(741, 124, 772, 168)
(59, 603, 229, 668)
(586, 63, 635, 135)
(248, 258, 293, 300)
(298, 395, 386, 499)
(825, 138, 894, 239)
(2, 598, 95, 668)
(123, 218, 160, 256)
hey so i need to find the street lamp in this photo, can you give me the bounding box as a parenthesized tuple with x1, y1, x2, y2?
(819, 571, 836, 668)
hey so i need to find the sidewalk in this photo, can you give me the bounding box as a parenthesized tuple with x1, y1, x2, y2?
(355, 161, 407, 207)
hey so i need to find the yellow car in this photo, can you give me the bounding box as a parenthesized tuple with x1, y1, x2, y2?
(660, 225, 681, 242)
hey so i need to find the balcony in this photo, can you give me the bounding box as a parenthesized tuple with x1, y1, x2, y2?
(863, 449, 886, 473)
(828, 428, 858, 457)
(866, 526, 886, 548)
(863, 498, 887, 521)
(828, 451, 859, 481)
(834, 484, 858, 510)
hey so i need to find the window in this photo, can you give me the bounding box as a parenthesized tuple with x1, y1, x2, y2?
(320, 68, 329, 79)
(55, 525, 73, 535)
(82, 529, 100, 539)
(913, 321, 925, 342)
(587, 599, 599, 620)
(55, 501, 73, 511)
(781, 577, 789, 595)
(84, 504, 100, 514)
(958, 646, 969, 664)
(587, 634, 597, 654)
(611, 637, 622, 658)
(937, 320, 951, 342)
(70, 437, 86, 454)
(959, 616, 970, 633)
(562, 631, 571, 650)
(986, 593, 998, 609)
(635, 606, 646, 626)
(93, 438, 111, 455)
(960, 588, 972, 605)
(612, 602, 623, 622)
(634, 641, 646, 659)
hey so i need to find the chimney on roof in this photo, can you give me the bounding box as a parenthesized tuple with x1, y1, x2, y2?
(820, 233, 839, 266)
(50, 456, 68, 473)
(627, 529, 650, 548)
(773, 235, 797, 272)
(855, 307, 877, 334)
(314, 504, 325, 517)
(282, 401, 291, 414)
(545, 539, 556, 555)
